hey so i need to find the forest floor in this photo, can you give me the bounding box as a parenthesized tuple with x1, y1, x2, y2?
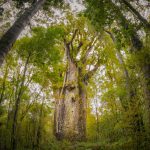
(49, 140, 132, 150)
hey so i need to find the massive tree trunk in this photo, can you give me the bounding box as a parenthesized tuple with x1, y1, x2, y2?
(54, 30, 100, 141)
(0, 0, 46, 66)
(54, 49, 87, 141)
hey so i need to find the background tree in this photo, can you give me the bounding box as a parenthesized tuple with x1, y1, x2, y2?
(0, 0, 64, 66)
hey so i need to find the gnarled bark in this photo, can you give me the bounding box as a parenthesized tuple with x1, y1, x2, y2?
(54, 30, 100, 141)
(55, 64, 87, 140)
(54, 43, 87, 141)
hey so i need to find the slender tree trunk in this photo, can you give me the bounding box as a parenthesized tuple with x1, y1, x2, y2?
(105, 30, 135, 108)
(130, 33, 150, 135)
(0, 63, 8, 104)
(142, 63, 150, 126)
(111, 4, 150, 137)
(11, 54, 30, 150)
(106, 30, 145, 148)
(110, 0, 150, 128)
(94, 93, 100, 141)
(33, 98, 44, 150)
(0, 0, 46, 66)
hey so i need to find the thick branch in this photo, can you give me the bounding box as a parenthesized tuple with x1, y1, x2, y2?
(69, 29, 78, 45)
(64, 39, 72, 62)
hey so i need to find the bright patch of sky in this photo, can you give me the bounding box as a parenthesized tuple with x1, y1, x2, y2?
(65, 0, 85, 12)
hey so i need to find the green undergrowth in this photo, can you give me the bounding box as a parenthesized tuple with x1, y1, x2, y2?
(47, 139, 135, 150)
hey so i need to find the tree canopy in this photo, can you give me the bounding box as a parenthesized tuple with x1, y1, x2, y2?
(0, 0, 150, 149)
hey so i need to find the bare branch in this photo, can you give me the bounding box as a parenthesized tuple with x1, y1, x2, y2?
(85, 58, 101, 80)
(104, 29, 116, 42)
(69, 29, 78, 45)
(81, 37, 96, 64)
